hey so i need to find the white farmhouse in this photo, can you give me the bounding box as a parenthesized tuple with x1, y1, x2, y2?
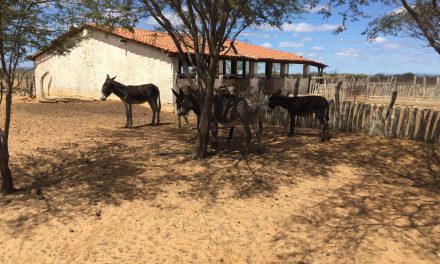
(29, 25, 327, 104)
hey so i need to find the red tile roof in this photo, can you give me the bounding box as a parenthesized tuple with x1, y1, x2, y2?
(30, 25, 327, 67)
(110, 27, 326, 67)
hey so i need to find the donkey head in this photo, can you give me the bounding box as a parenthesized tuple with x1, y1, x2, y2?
(172, 88, 185, 109)
(267, 90, 282, 112)
(100, 74, 116, 101)
(173, 88, 200, 116)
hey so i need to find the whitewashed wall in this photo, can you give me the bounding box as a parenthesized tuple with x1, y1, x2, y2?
(34, 29, 177, 104)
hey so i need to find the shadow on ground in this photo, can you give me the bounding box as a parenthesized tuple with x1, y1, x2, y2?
(2, 100, 439, 262)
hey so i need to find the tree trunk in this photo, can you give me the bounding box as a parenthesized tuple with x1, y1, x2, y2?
(0, 137, 14, 194)
(0, 83, 15, 194)
(194, 94, 212, 159)
(194, 59, 217, 159)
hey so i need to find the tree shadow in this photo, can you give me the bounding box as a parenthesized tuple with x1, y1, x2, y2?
(262, 130, 440, 263)
(2, 101, 439, 262)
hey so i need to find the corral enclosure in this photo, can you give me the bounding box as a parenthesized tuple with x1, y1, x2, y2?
(0, 97, 439, 263)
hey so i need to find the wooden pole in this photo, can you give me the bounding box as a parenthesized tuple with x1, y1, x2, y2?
(398, 107, 410, 139)
(365, 76, 370, 103)
(385, 90, 398, 120)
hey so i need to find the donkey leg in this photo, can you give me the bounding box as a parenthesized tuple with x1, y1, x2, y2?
(288, 114, 296, 137)
(177, 115, 182, 128)
(123, 102, 130, 128)
(128, 103, 133, 128)
(252, 119, 261, 143)
(324, 118, 330, 140)
(316, 112, 327, 141)
(244, 124, 252, 145)
(155, 99, 160, 124)
(210, 121, 218, 148)
(147, 101, 156, 125)
(227, 127, 234, 141)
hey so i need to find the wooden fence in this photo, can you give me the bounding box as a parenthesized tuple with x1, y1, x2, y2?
(264, 100, 440, 143)
(310, 76, 440, 100)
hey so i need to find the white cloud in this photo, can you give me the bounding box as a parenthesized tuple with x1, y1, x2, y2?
(261, 42, 272, 48)
(281, 22, 340, 32)
(279, 42, 304, 48)
(383, 42, 401, 49)
(311, 46, 324, 51)
(306, 53, 317, 57)
(371, 37, 386, 43)
(335, 48, 361, 58)
(302, 37, 312, 42)
(370, 37, 401, 49)
(257, 22, 339, 32)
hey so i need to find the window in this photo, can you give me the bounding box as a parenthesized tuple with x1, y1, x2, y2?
(178, 59, 197, 77)
(257, 62, 266, 76)
(288, 64, 301, 76)
(272, 63, 281, 76)
(225, 60, 232, 75)
(237, 61, 243, 76)
(236, 61, 250, 77)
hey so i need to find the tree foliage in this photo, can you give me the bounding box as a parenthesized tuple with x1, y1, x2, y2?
(311, 0, 440, 55)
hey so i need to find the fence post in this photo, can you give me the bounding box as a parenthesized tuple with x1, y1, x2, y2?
(407, 108, 418, 140)
(429, 116, 440, 143)
(398, 107, 410, 139)
(415, 109, 429, 141)
(355, 103, 365, 133)
(294, 77, 300, 97)
(365, 76, 370, 103)
(334, 80, 343, 127)
(426, 111, 439, 143)
(363, 104, 372, 134)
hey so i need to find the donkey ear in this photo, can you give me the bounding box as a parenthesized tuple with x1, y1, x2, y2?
(106, 74, 110, 80)
(171, 89, 179, 97)
(111, 76, 117, 80)
(273, 89, 282, 96)
(180, 89, 185, 96)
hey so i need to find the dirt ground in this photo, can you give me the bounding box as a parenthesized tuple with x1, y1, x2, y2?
(0, 97, 439, 264)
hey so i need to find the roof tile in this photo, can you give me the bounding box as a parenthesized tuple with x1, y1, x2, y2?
(110, 27, 326, 67)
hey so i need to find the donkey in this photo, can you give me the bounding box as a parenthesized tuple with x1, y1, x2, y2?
(172, 88, 235, 139)
(172, 87, 191, 129)
(101, 75, 161, 127)
(174, 88, 262, 148)
(267, 90, 330, 141)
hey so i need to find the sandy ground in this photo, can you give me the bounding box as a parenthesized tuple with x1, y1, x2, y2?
(0, 97, 439, 264)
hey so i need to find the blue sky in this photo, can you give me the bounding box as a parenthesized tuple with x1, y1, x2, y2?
(140, 3, 440, 75)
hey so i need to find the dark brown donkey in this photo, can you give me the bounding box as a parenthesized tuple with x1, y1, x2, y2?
(267, 90, 330, 141)
(174, 88, 262, 148)
(100, 75, 161, 127)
